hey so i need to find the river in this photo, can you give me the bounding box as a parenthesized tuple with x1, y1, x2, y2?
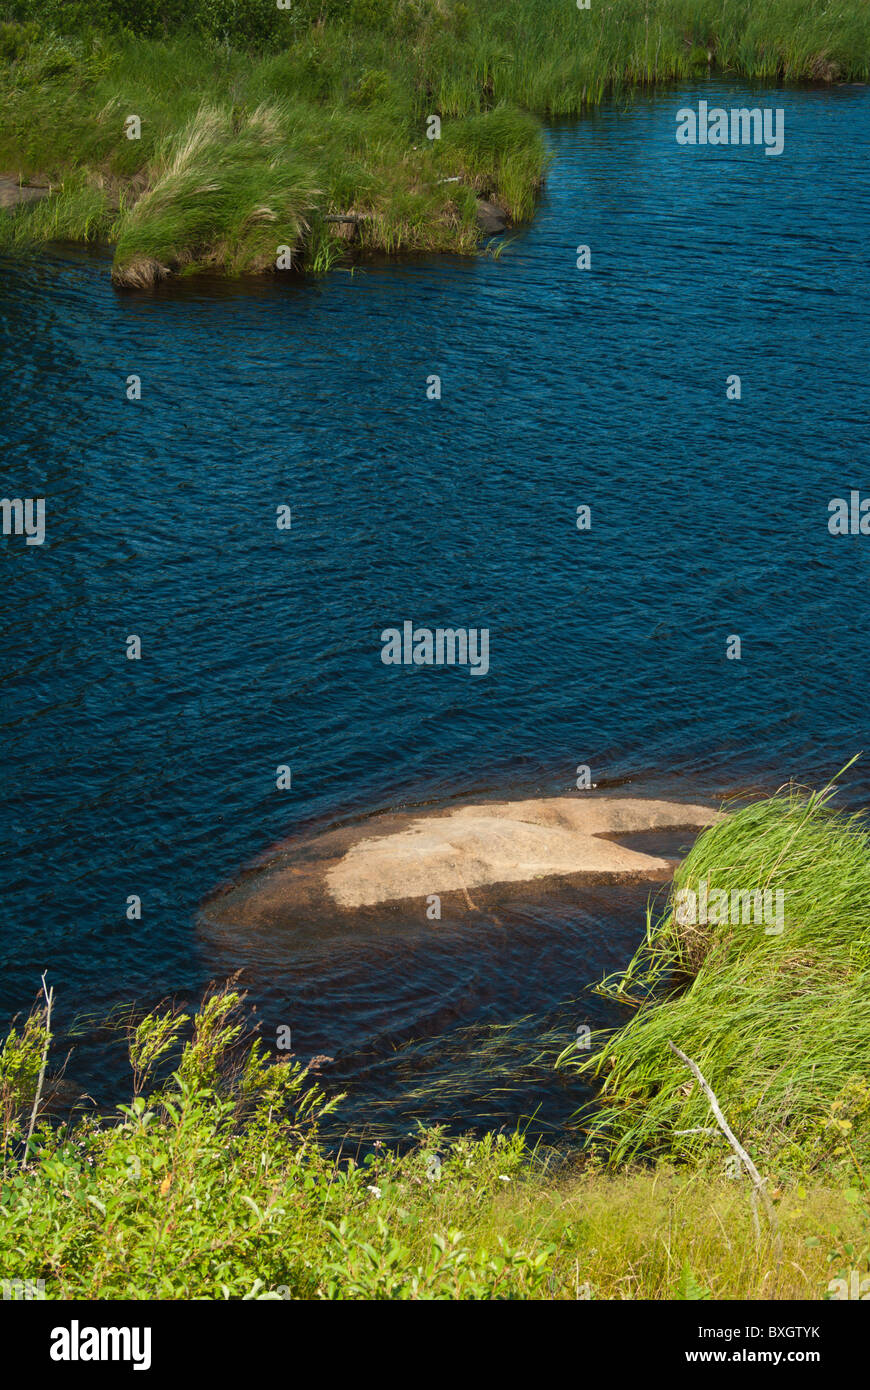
(1, 80, 868, 1141)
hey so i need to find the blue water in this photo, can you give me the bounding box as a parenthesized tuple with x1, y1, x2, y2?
(2, 81, 868, 1136)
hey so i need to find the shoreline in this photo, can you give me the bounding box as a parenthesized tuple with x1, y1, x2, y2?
(2, 68, 866, 286)
(2, 0, 868, 286)
(3, 785, 869, 1300)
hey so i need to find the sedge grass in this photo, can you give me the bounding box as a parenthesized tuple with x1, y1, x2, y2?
(561, 778, 870, 1182)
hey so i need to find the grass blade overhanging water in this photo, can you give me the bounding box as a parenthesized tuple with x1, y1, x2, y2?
(111, 102, 321, 285)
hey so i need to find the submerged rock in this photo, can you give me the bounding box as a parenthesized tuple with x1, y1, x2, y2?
(203, 796, 723, 930)
(325, 798, 722, 907)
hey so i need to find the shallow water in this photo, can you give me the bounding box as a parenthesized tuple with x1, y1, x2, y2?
(1, 81, 868, 1139)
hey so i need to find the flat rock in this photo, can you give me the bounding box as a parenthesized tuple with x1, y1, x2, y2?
(326, 797, 722, 907)
(0, 176, 49, 211)
(202, 796, 723, 930)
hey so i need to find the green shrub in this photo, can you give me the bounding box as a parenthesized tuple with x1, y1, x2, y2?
(0, 19, 38, 59)
(0, 983, 557, 1298)
(195, 0, 282, 48)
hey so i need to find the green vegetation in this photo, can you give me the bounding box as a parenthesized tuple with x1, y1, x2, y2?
(0, 979, 867, 1299)
(3, 784, 870, 1300)
(562, 783, 870, 1184)
(0, 0, 868, 282)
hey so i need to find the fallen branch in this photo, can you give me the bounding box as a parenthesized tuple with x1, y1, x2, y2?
(22, 973, 53, 1167)
(668, 1040, 781, 1254)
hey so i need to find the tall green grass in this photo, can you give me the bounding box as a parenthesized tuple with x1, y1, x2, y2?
(111, 103, 321, 284)
(0, 176, 116, 252)
(1, 0, 868, 281)
(561, 782, 870, 1180)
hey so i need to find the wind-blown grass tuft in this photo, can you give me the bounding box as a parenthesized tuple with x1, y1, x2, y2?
(111, 103, 320, 284)
(561, 779, 870, 1180)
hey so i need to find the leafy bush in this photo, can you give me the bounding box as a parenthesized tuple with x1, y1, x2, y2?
(0, 19, 38, 58)
(195, 0, 282, 48)
(0, 984, 556, 1298)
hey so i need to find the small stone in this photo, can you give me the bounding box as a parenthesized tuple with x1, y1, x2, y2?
(475, 198, 508, 234)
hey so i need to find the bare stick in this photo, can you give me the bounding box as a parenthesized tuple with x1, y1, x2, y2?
(668, 1040, 781, 1253)
(22, 973, 53, 1167)
(749, 1183, 761, 1241)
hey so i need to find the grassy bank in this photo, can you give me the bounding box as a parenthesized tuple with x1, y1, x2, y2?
(1, 982, 868, 1300)
(3, 785, 870, 1300)
(0, 0, 868, 283)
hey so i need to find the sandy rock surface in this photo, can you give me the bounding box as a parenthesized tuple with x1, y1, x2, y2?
(325, 797, 723, 907)
(203, 796, 724, 928)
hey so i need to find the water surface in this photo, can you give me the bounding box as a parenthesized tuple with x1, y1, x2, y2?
(2, 81, 868, 1138)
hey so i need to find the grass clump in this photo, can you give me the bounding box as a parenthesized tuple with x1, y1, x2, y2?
(0, 175, 116, 253)
(562, 782, 870, 1183)
(111, 103, 320, 284)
